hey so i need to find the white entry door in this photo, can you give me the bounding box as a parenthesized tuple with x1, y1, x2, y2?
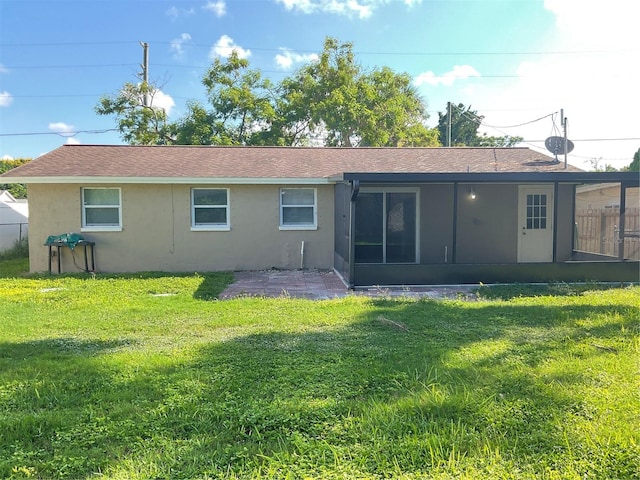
(518, 185, 554, 262)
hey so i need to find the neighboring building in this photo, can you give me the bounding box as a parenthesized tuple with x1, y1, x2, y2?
(1, 145, 637, 285)
(0, 190, 28, 252)
(575, 183, 640, 260)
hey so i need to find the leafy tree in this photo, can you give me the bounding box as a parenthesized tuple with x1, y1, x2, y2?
(473, 134, 523, 147)
(278, 38, 438, 147)
(357, 67, 438, 146)
(438, 103, 480, 146)
(279, 38, 362, 147)
(627, 148, 639, 172)
(95, 82, 170, 145)
(0, 158, 31, 198)
(200, 52, 275, 145)
(438, 103, 522, 147)
(170, 102, 218, 145)
(587, 157, 618, 172)
(98, 37, 439, 148)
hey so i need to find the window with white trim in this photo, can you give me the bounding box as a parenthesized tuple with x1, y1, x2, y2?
(81, 187, 122, 231)
(191, 188, 230, 230)
(280, 188, 317, 230)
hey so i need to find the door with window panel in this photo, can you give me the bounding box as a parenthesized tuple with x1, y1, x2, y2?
(517, 185, 554, 262)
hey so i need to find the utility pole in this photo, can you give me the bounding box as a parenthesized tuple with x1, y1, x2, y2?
(140, 42, 149, 107)
(561, 108, 568, 169)
(446, 101, 452, 147)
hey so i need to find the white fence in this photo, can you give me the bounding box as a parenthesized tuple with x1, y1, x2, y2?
(0, 222, 28, 252)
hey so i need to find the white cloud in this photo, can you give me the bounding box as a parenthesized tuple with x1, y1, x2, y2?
(275, 49, 319, 69)
(413, 65, 480, 87)
(0, 91, 13, 107)
(65, 137, 81, 145)
(203, 0, 226, 17)
(48, 122, 75, 136)
(1, 155, 14, 160)
(345, 1, 373, 19)
(464, 1, 640, 169)
(166, 6, 195, 18)
(151, 90, 176, 116)
(209, 35, 251, 59)
(170, 33, 192, 58)
(275, 0, 420, 19)
(543, 0, 638, 48)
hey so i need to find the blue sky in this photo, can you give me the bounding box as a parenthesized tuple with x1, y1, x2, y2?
(1, 0, 638, 169)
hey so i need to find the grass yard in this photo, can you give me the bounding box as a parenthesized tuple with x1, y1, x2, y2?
(0, 238, 29, 278)
(0, 270, 638, 480)
(0, 257, 29, 278)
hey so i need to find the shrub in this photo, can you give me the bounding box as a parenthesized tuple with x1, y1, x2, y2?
(0, 235, 29, 260)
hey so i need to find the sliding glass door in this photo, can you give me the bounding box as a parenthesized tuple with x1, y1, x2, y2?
(355, 190, 418, 264)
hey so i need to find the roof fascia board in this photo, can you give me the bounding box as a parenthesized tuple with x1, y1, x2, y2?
(343, 172, 640, 185)
(0, 176, 335, 185)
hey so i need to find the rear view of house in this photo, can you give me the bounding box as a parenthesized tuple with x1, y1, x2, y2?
(1, 145, 637, 286)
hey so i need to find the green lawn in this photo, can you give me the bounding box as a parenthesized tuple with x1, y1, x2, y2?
(0, 269, 638, 479)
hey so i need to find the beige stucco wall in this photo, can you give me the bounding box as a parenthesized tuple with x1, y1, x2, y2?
(28, 183, 335, 273)
(419, 184, 455, 264)
(455, 184, 519, 263)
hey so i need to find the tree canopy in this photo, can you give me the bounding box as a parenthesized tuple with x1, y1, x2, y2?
(97, 38, 439, 148)
(95, 82, 170, 145)
(627, 148, 639, 172)
(437, 102, 522, 147)
(276, 38, 438, 147)
(0, 158, 31, 198)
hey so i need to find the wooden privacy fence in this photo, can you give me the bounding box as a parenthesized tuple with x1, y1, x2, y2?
(575, 207, 639, 260)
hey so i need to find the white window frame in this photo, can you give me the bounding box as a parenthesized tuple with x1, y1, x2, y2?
(279, 187, 318, 231)
(191, 188, 230, 231)
(81, 187, 122, 232)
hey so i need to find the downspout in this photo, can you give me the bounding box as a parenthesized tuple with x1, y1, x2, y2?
(571, 184, 578, 252)
(618, 183, 628, 260)
(452, 182, 458, 264)
(348, 180, 360, 289)
(552, 181, 559, 262)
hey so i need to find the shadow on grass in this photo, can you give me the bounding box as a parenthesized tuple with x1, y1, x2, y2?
(192, 271, 234, 300)
(0, 298, 637, 478)
(0, 337, 136, 359)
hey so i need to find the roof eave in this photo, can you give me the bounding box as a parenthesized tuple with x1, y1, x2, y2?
(0, 176, 336, 185)
(342, 171, 640, 185)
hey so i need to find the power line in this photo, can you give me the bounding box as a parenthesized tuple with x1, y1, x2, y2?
(481, 113, 555, 129)
(0, 129, 118, 138)
(6, 63, 138, 70)
(0, 41, 139, 47)
(451, 104, 556, 131)
(2, 39, 636, 57)
(1, 129, 637, 144)
(4, 62, 529, 78)
(10, 94, 105, 98)
(526, 137, 640, 142)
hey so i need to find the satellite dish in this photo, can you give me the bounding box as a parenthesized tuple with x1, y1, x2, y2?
(545, 136, 575, 156)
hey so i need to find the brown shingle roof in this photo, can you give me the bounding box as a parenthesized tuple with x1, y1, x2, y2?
(1, 144, 583, 181)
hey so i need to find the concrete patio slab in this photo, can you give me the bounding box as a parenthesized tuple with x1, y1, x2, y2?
(219, 269, 478, 300)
